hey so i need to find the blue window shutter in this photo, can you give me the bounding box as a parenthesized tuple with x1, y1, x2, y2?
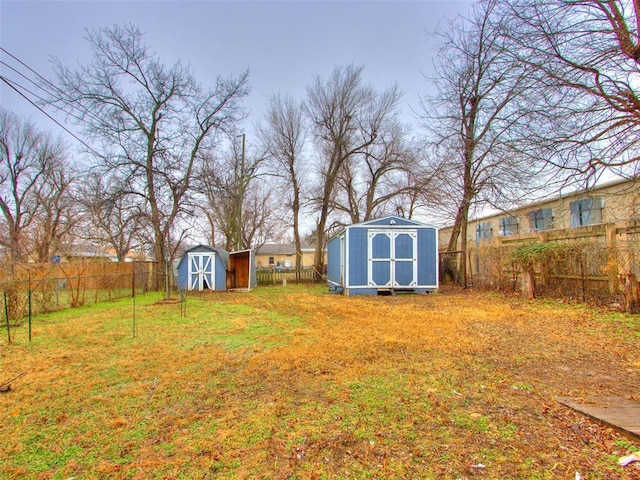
(580, 197, 603, 225)
(530, 208, 553, 231)
(593, 198, 603, 224)
(543, 208, 554, 229)
(583, 199, 594, 225)
(570, 201, 581, 228)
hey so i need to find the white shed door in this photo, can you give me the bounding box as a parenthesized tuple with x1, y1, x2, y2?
(368, 230, 418, 288)
(187, 252, 215, 291)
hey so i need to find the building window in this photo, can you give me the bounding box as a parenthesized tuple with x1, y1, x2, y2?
(268, 256, 274, 265)
(499, 216, 519, 236)
(570, 198, 603, 227)
(529, 208, 554, 231)
(476, 222, 492, 244)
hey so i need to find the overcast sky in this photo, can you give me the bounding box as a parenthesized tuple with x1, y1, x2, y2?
(1, 0, 474, 150)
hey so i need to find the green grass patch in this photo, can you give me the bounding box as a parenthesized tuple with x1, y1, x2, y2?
(592, 310, 640, 341)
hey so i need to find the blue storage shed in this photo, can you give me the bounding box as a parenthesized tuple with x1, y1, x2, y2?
(177, 245, 229, 291)
(326, 216, 438, 296)
(177, 245, 257, 292)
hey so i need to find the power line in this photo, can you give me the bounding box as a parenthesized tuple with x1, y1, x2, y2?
(0, 70, 89, 126)
(0, 47, 111, 157)
(0, 46, 63, 98)
(0, 60, 46, 93)
(0, 75, 103, 158)
(1, 47, 107, 125)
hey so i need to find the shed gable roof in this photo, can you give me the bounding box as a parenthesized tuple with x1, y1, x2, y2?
(358, 216, 424, 227)
(329, 215, 436, 242)
(177, 245, 229, 269)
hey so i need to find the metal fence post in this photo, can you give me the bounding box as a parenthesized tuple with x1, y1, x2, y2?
(4, 291, 10, 344)
(28, 289, 32, 342)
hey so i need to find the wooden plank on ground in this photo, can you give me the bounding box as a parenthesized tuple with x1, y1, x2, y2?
(555, 396, 640, 439)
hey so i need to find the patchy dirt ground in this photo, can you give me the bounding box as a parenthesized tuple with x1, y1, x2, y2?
(230, 286, 640, 479)
(1, 285, 639, 479)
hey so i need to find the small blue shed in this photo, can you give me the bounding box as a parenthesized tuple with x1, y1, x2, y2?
(176, 245, 257, 292)
(326, 216, 438, 296)
(177, 245, 229, 291)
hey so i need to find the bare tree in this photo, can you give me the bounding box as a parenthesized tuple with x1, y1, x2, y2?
(419, 0, 546, 285)
(332, 123, 429, 223)
(0, 108, 68, 264)
(500, 0, 640, 180)
(48, 24, 249, 287)
(240, 182, 284, 250)
(305, 64, 404, 278)
(499, 0, 640, 312)
(198, 162, 236, 248)
(77, 172, 146, 261)
(258, 93, 308, 269)
(386, 146, 443, 220)
(30, 159, 77, 263)
(195, 139, 268, 250)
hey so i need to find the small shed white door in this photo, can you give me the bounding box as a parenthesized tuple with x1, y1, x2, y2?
(368, 230, 418, 288)
(340, 234, 345, 285)
(187, 252, 215, 291)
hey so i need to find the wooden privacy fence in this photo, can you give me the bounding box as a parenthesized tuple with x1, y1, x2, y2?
(461, 221, 640, 309)
(0, 261, 155, 322)
(256, 267, 318, 286)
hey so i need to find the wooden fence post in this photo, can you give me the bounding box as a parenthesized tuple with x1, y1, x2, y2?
(623, 250, 640, 314)
(623, 276, 640, 314)
(606, 223, 618, 294)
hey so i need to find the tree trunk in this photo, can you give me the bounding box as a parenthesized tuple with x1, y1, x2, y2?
(447, 192, 472, 286)
(293, 219, 302, 281)
(292, 180, 302, 277)
(153, 236, 166, 293)
(460, 212, 469, 288)
(521, 269, 536, 300)
(447, 207, 465, 253)
(313, 216, 326, 282)
(10, 230, 22, 263)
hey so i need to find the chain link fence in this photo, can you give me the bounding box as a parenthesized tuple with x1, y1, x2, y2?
(0, 261, 156, 325)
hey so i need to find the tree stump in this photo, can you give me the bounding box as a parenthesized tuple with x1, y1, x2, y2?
(521, 269, 536, 300)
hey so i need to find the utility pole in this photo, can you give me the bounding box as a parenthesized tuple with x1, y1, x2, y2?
(236, 133, 246, 251)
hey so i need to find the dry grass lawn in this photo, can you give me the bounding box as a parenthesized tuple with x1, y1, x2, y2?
(0, 284, 639, 479)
